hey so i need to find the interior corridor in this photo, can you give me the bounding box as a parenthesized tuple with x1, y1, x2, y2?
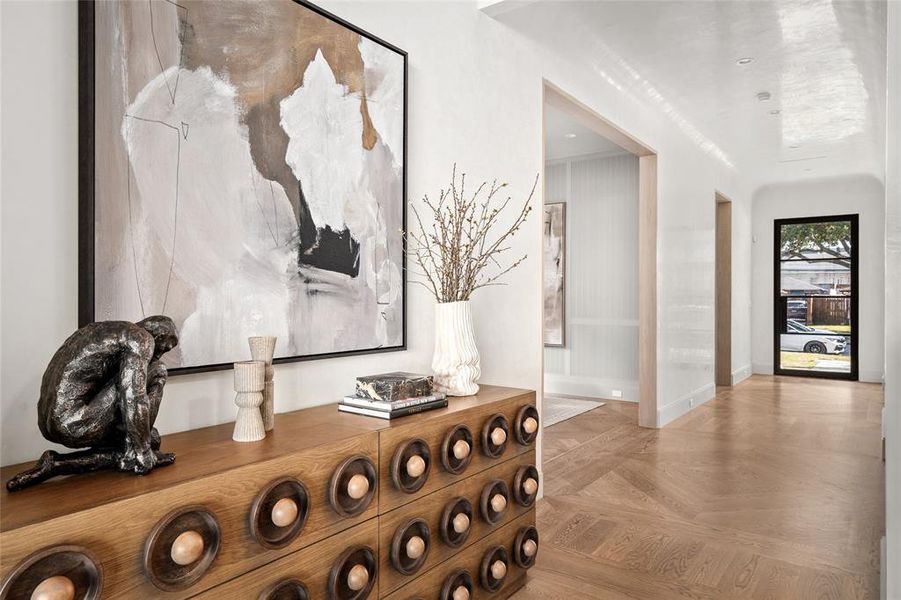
(516, 376, 884, 600)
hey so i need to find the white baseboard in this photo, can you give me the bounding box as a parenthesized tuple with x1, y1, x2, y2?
(859, 370, 884, 384)
(752, 364, 882, 383)
(731, 365, 752, 385)
(753, 362, 774, 375)
(544, 374, 638, 402)
(657, 382, 716, 427)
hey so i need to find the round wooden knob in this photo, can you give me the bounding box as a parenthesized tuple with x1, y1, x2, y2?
(514, 405, 540, 445)
(490, 427, 507, 446)
(514, 525, 539, 569)
(452, 586, 470, 600)
(481, 414, 509, 458)
(270, 497, 299, 528)
(258, 579, 309, 600)
(406, 536, 426, 559)
(523, 416, 538, 434)
(391, 438, 431, 494)
(513, 465, 540, 507)
(490, 560, 507, 580)
(328, 546, 377, 598)
(480, 480, 509, 525)
(346, 564, 369, 591)
(170, 530, 204, 566)
(479, 546, 509, 592)
(347, 474, 370, 500)
(4, 546, 102, 600)
(390, 518, 430, 575)
(406, 455, 426, 478)
(145, 507, 221, 591)
(329, 456, 377, 518)
(251, 477, 309, 549)
(452, 513, 471, 534)
(30, 575, 75, 600)
(452, 439, 470, 460)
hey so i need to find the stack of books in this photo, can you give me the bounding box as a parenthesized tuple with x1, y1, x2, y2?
(339, 372, 447, 419)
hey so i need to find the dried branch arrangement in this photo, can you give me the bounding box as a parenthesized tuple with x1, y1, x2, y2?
(405, 166, 537, 303)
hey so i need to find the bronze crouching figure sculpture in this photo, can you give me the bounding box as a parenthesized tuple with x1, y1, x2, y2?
(6, 316, 179, 491)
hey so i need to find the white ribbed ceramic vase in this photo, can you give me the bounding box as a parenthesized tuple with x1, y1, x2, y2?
(432, 301, 481, 396)
(232, 360, 266, 443)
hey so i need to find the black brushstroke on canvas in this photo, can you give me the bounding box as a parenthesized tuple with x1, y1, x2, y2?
(6, 316, 179, 491)
(294, 182, 361, 276)
(300, 226, 361, 276)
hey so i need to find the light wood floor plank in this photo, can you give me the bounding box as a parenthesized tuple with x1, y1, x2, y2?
(513, 375, 884, 600)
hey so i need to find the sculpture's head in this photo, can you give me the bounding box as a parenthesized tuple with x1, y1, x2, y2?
(138, 316, 179, 360)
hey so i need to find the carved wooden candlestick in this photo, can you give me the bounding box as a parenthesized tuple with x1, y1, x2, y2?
(248, 336, 277, 431)
(233, 361, 266, 443)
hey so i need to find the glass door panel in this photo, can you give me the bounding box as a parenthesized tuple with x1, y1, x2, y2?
(774, 216, 857, 379)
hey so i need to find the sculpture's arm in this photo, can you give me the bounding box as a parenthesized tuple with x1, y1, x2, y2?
(117, 351, 157, 474)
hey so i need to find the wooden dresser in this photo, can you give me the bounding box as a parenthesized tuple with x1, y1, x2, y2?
(0, 385, 540, 600)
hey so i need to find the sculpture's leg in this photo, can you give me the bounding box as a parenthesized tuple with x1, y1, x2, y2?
(5, 448, 118, 492)
(5, 446, 175, 491)
(44, 382, 120, 449)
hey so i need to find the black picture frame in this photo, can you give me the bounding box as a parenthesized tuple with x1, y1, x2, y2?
(772, 213, 859, 381)
(78, 0, 408, 376)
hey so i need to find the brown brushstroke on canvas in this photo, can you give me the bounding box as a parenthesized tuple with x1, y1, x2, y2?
(178, 0, 379, 216)
(360, 93, 378, 150)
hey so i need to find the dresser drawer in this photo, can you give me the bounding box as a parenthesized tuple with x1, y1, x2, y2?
(0, 432, 380, 599)
(378, 390, 537, 513)
(382, 511, 537, 600)
(193, 518, 379, 600)
(377, 451, 537, 595)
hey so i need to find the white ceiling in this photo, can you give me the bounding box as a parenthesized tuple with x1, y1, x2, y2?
(494, 0, 887, 189)
(544, 103, 627, 160)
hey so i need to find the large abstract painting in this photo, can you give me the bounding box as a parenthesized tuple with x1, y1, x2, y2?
(543, 203, 565, 347)
(80, 0, 406, 373)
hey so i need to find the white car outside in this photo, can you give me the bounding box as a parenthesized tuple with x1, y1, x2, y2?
(780, 320, 846, 354)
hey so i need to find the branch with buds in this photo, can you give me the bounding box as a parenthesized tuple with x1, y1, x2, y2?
(404, 165, 537, 303)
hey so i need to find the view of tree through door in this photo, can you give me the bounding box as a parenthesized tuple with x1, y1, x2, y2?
(774, 215, 858, 380)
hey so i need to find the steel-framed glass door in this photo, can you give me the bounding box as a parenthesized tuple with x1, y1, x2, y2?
(774, 214, 858, 380)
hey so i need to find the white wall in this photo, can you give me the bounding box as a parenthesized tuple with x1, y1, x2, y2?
(0, 0, 753, 466)
(750, 175, 886, 382)
(884, 1, 900, 597)
(544, 152, 640, 400)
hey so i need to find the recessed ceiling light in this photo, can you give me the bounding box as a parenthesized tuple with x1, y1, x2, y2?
(737, 57, 754, 65)
(769, 109, 781, 115)
(757, 91, 771, 102)
(564, 133, 577, 139)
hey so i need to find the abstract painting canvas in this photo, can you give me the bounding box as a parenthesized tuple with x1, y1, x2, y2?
(80, 0, 406, 373)
(543, 202, 565, 347)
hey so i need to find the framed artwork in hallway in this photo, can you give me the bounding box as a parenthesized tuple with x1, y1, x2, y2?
(78, 0, 408, 375)
(543, 202, 566, 347)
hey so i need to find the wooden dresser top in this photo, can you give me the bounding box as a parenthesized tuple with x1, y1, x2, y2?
(0, 384, 533, 533)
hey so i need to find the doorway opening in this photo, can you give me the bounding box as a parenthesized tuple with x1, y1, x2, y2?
(540, 81, 658, 433)
(773, 214, 858, 380)
(715, 193, 732, 387)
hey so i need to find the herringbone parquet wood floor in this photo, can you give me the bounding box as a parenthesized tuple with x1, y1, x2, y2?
(513, 375, 884, 600)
